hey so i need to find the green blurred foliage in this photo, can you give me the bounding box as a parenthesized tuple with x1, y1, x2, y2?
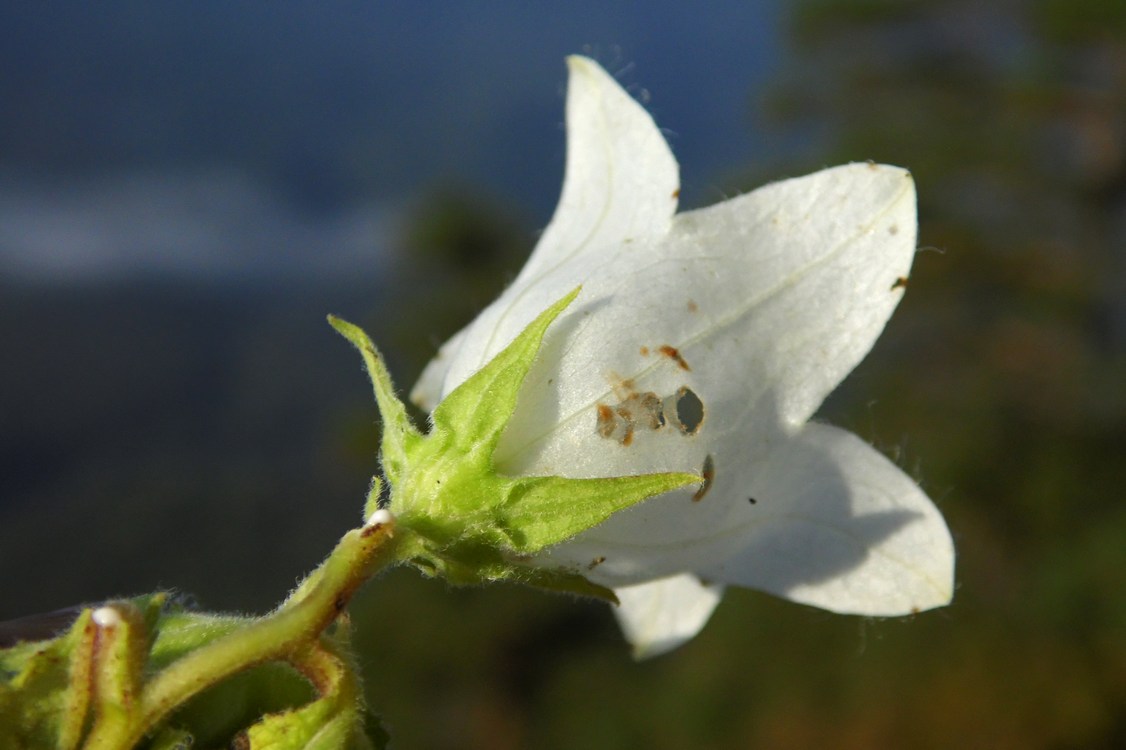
(345, 1, 1126, 747)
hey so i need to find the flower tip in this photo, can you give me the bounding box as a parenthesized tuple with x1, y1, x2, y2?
(364, 507, 395, 529)
(91, 606, 122, 628)
(564, 54, 596, 74)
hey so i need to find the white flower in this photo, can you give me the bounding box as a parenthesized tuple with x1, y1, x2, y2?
(411, 56, 954, 657)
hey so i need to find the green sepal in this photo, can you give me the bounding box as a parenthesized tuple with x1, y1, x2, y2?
(410, 287, 699, 555)
(335, 288, 702, 596)
(498, 471, 701, 552)
(362, 475, 384, 523)
(401, 532, 618, 602)
(328, 315, 423, 487)
(430, 286, 580, 452)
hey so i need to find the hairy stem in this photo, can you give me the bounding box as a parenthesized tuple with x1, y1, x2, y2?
(81, 514, 400, 750)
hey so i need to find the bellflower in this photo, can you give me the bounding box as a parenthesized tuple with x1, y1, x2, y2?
(411, 56, 954, 657)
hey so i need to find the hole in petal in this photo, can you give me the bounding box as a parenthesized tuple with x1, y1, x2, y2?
(667, 386, 704, 435)
(596, 385, 704, 443)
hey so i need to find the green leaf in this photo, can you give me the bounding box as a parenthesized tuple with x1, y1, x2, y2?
(336, 288, 700, 595)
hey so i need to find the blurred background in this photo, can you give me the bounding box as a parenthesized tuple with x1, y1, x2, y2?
(2, 1, 1124, 747)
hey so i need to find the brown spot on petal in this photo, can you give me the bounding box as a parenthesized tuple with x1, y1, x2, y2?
(620, 392, 665, 430)
(891, 276, 909, 291)
(639, 345, 650, 356)
(596, 404, 616, 438)
(687, 299, 698, 313)
(596, 384, 704, 443)
(607, 372, 636, 400)
(587, 556, 606, 570)
(658, 345, 691, 371)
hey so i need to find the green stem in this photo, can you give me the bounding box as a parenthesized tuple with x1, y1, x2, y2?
(81, 514, 401, 750)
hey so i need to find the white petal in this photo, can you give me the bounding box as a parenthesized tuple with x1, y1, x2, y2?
(700, 422, 955, 615)
(494, 161, 915, 460)
(419, 56, 679, 399)
(512, 55, 679, 286)
(503, 165, 919, 582)
(613, 574, 724, 659)
(408, 59, 935, 607)
(663, 162, 918, 428)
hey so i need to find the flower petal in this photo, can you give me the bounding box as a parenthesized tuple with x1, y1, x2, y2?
(419, 56, 679, 400)
(666, 162, 917, 427)
(497, 165, 919, 581)
(613, 574, 724, 659)
(700, 422, 955, 615)
(408, 58, 943, 624)
(512, 55, 679, 286)
(488, 161, 914, 466)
